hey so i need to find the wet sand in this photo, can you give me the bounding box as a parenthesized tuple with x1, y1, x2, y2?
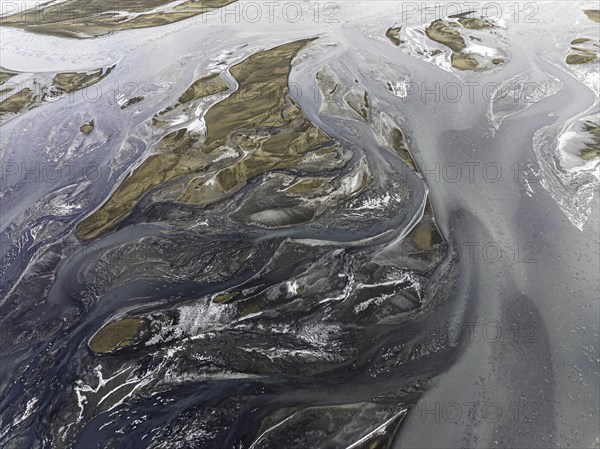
(0, 2, 598, 448)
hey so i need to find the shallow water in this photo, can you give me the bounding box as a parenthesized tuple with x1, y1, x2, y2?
(0, 1, 599, 448)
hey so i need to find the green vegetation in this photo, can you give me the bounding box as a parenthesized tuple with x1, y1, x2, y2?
(566, 38, 598, 65)
(0, 88, 35, 116)
(178, 73, 229, 104)
(579, 121, 600, 160)
(53, 66, 114, 93)
(421, 17, 505, 71)
(1, 65, 113, 122)
(425, 19, 466, 52)
(76, 38, 345, 240)
(424, 19, 481, 70)
(212, 292, 238, 304)
(385, 27, 402, 46)
(285, 178, 332, 195)
(583, 10, 600, 22)
(566, 13, 600, 65)
(571, 38, 591, 45)
(121, 96, 144, 109)
(458, 17, 492, 30)
(451, 52, 479, 70)
(80, 121, 94, 134)
(89, 318, 148, 354)
(409, 200, 444, 252)
(390, 128, 416, 171)
(566, 53, 597, 64)
(157, 73, 229, 117)
(2, 0, 238, 38)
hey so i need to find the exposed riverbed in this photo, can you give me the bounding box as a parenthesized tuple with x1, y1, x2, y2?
(0, 1, 598, 448)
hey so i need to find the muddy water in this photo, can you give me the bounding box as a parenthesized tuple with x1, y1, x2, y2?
(0, 1, 599, 448)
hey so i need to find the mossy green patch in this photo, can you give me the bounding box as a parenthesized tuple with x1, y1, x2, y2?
(386, 27, 402, 46)
(458, 17, 492, 30)
(80, 121, 94, 134)
(566, 36, 598, 65)
(285, 178, 331, 195)
(425, 19, 466, 52)
(390, 128, 416, 171)
(121, 96, 144, 109)
(566, 52, 597, 64)
(583, 9, 600, 22)
(76, 38, 342, 240)
(0, 88, 35, 116)
(179, 73, 228, 104)
(409, 199, 444, 252)
(2, 0, 237, 38)
(579, 121, 600, 160)
(53, 66, 114, 93)
(580, 148, 600, 160)
(451, 52, 479, 70)
(422, 17, 503, 71)
(157, 73, 228, 118)
(89, 318, 148, 354)
(571, 38, 591, 45)
(1, 66, 114, 123)
(212, 292, 238, 304)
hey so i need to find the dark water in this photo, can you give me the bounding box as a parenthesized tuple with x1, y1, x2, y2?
(1, 2, 598, 448)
